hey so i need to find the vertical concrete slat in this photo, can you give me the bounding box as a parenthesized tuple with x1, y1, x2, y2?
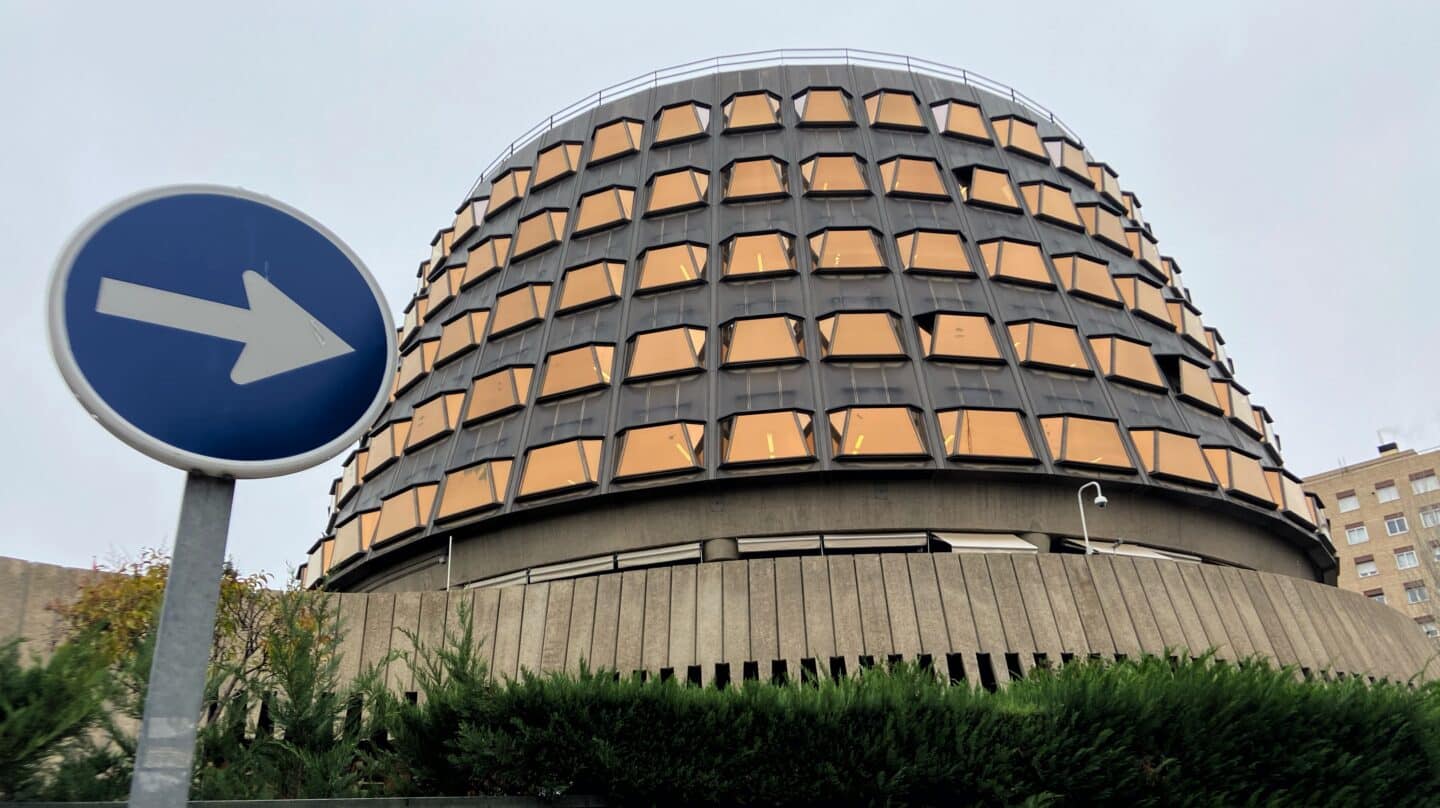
(516, 582, 550, 676)
(774, 557, 807, 671)
(934, 554, 980, 652)
(748, 558, 779, 664)
(615, 570, 647, 676)
(1207, 567, 1273, 660)
(986, 555, 1035, 654)
(721, 560, 751, 666)
(1129, 559, 1188, 653)
(1084, 557, 1139, 656)
(668, 564, 698, 672)
(801, 556, 837, 662)
(907, 555, 951, 657)
(334, 593, 369, 686)
(1198, 566, 1261, 660)
(1256, 574, 1320, 673)
(491, 586, 526, 681)
(1035, 555, 1088, 655)
(1110, 557, 1164, 655)
(1234, 570, 1297, 667)
(16, 564, 66, 661)
(386, 592, 422, 694)
(828, 555, 865, 672)
(1274, 575, 1336, 673)
(540, 579, 574, 674)
(0, 558, 32, 646)
(1175, 563, 1234, 660)
(589, 573, 622, 672)
(470, 587, 501, 672)
(695, 563, 724, 676)
(881, 553, 922, 658)
(1296, 580, 1357, 675)
(1059, 556, 1115, 656)
(359, 593, 396, 685)
(1011, 554, 1063, 657)
(642, 567, 672, 673)
(854, 554, 893, 657)
(959, 555, 1010, 683)
(412, 590, 450, 691)
(1151, 562, 1209, 657)
(565, 575, 598, 674)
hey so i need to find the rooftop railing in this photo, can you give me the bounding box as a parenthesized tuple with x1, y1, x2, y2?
(464, 48, 1081, 200)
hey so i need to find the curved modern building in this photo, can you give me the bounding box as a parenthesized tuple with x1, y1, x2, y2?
(283, 55, 1440, 684)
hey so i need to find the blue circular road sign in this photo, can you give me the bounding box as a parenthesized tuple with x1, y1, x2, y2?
(48, 185, 395, 478)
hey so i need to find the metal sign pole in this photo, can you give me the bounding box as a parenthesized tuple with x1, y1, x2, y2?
(128, 472, 236, 808)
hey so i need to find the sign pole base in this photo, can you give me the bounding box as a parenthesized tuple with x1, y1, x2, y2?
(128, 472, 235, 808)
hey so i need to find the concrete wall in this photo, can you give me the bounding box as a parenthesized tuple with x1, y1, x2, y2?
(0, 555, 108, 662)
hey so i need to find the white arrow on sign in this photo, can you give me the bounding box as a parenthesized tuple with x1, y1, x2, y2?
(95, 270, 355, 384)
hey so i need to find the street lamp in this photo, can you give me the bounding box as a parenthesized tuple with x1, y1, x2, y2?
(1077, 481, 1108, 555)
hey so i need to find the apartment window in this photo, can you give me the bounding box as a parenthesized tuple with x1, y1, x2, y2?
(1336, 491, 1360, 513)
(917, 313, 1002, 362)
(817, 312, 906, 359)
(721, 316, 805, 366)
(486, 167, 531, 216)
(556, 261, 625, 314)
(1130, 429, 1214, 486)
(863, 90, 925, 130)
(1406, 583, 1430, 604)
(722, 157, 788, 201)
(653, 102, 710, 146)
(1008, 321, 1090, 374)
(512, 209, 567, 259)
(1356, 559, 1379, 578)
(538, 344, 614, 400)
(636, 243, 706, 292)
(1365, 589, 1386, 605)
(1377, 482, 1400, 503)
(721, 410, 815, 466)
(436, 459, 513, 520)
(1346, 525, 1370, 545)
(572, 186, 636, 235)
(1053, 254, 1121, 305)
(991, 116, 1046, 160)
(930, 100, 990, 142)
(828, 406, 929, 458)
(590, 118, 644, 165)
(1413, 472, 1440, 495)
(799, 154, 869, 195)
(722, 91, 781, 132)
(614, 422, 705, 480)
(1090, 336, 1164, 390)
(1040, 415, 1133, 471)
(1386, 514, 1410, 536)
(793, 88, 854, 126)
(464, 367, 533, 424)
(722, 232, 795, 278)
(809, 228, 886, 273)
(1423, 620, 1440, 639)
(1420, 504, 1440, 528)
(1019, 181, 1083, 230)
(896, 230, 971, 275)
(1396, 549, 1420, 570)
(878, 156, 949, 199)
(978, 239, 1051, 287)
(625, 327, 706, 382)
(532, 141, 582, 189)
(645, 168, 710, 216)
(955, 166, 1020, 211)
(937, 409, 1035, 461)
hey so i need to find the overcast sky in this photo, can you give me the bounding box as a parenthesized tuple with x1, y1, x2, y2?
(3, 1, 1437, 579)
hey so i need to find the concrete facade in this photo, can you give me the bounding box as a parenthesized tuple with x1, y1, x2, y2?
(1305, 443, 1440, 638)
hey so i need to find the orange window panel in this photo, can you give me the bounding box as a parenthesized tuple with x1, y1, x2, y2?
(332, 510, 380, 564)
(818, 312, 905, 359)
(646, 168, 710, 216)
(809, 228, 885, 273)
(436, 459, 513, 520)
(722, 157, 788, 201)
(723, 232, 795, 278)
(462, 236, 511, 289)
(794, 88, 854, 125)
(430, 228, 454, 265)
(364, 420, 411, 476)
(1168, 302, 1209, 351)
(539, 344, 614, 400)
(338, 449, 368, 501)
(919, 313, 1002, 361)
(896, 230, 972, 275)
(400, 298, 426, 345)
(532, 141, 582, 189)
(1204, 447, 1274, 505)
(1280, 473, 1313, 526)
(830, 407, 928, 458)
(863, 90, 925, 130)
(490, 284, 552, 336)
(626, 327, 706, 381)
(1019, 181, 1083, 229)
(406, 391, 466, 451)
(1089, 336, 1164, 389)
(1115, 276, 1172, 327)
(637, 243, 706, 292)
(721, 316, 805, 366)
(723, 91, 781, 131)
(957, 166, 1020, 211)
(436, 309, 490, 365)
(1009, 321, 1090, 373)
(374, 484, 438, 546)
(573, 187, 635, 236)
(1131, 429, 1215, 486)
(991, 116, 1047, 160)
(1175, 357, 1222, 411)
(979, 239, 1051, 287)
(931, 100, 990, 142)
(1076, 204, 1132, 254)
(512, 209, 567, 260)
(799, 154, 868, 195)
(453, 197, 486, 243)
(1088, 163, 1124, 206)
(1045, 139, 1091, 182)
(722, 410, 815, 465)
(424, 266, 463, 314)
(557, 261, 625, 313)
(654, 102, 710, 146)
(518, 438, 603, 498)
(615, 422, 705, 480)
(1054, 254, 1121, 305)
(486, 168, 531, 216)
(878, 156, 949, 199)
(1127, 229, 1162, 273)
(937, 409, 1035, 461)
(464, 366, 533, 424)
(590, 118, 644, 164)
(307, 539, 332, 579)
(1214, 381, 1258, 432)
(1041, 415, 1133, 470)
(395, 338, 440, 394)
